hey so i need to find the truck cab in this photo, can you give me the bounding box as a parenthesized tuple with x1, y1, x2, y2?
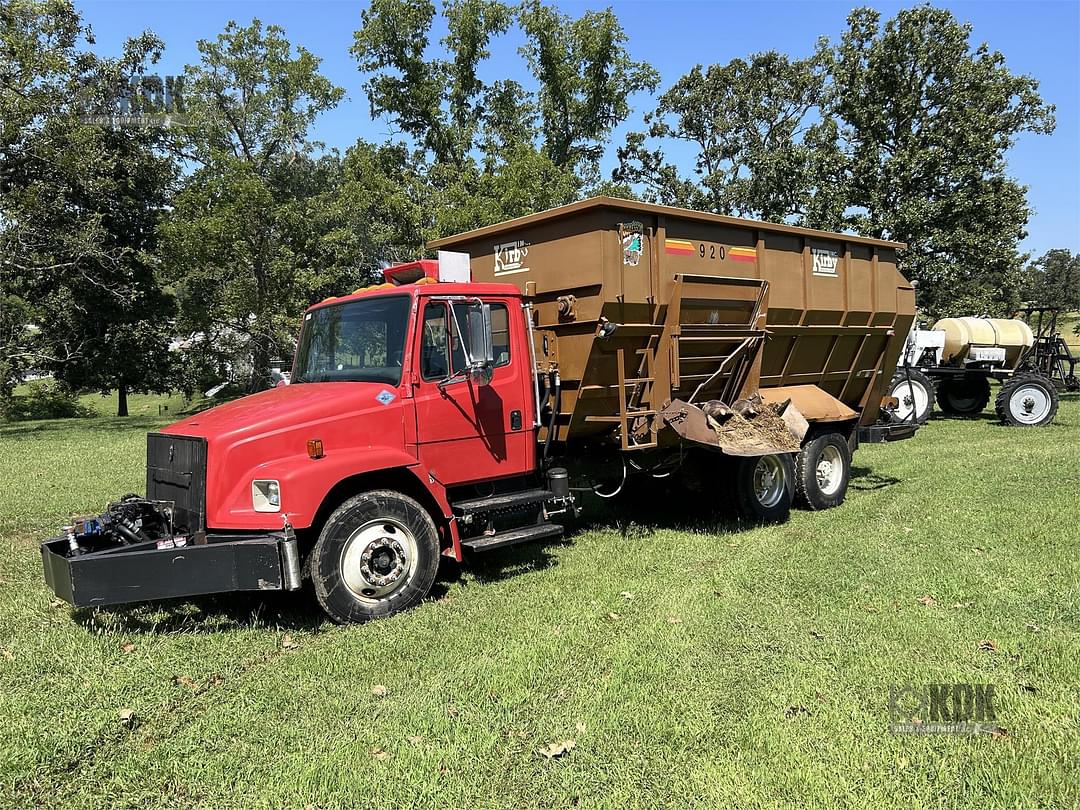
(43, 261, 569, 623)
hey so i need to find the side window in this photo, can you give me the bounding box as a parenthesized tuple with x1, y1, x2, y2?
(420, 304, 449, 380)
(490, 304, 510, 367)
(450, 302, 511, 373)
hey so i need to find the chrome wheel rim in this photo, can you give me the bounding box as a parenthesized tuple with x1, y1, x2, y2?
(891, 380, 928, 421)
(815, 445, 844, 496)
(753, 455, 786, 508)
(340, 518, 418, 602)
(1010, 384, 1051, 425)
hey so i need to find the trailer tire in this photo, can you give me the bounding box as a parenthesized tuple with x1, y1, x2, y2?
(936, 376, 991, 416)
(994, 372, 1059, 427)
(794, 433, 851, 511)
(728, 453, 795, 524)
(310, 490, 440, 624)
(886, 369, 935, 424)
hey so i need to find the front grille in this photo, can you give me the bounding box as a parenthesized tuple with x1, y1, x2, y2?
(146, 433, 208, 534)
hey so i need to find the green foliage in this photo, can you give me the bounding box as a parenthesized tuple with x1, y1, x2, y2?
(0, 382, 93, 421)
(619, 6, 1055, 318)
(0, 1, 177, 411)
(616, 52, 828, 221)
(351, 0, 657, 240)
(1022, 250, 1080, 311)
(160, 19, 345, 390)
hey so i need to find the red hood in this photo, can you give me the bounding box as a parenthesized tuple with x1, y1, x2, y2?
(165, 382, 397, 443)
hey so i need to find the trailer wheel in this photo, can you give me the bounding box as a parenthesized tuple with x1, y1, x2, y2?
(886, 369, 935, 424)
(728, 453, 794, 524)
(936, 376, 991, 416)
(994, 372, 1059, 427)
(310, 490, 440, 624)
(795, 433, 851, 511)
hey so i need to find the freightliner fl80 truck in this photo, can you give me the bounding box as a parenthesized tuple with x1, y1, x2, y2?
(42, 198, 917, 623)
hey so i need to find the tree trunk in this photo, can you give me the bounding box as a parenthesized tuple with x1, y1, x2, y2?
(117, 383, 128, 417)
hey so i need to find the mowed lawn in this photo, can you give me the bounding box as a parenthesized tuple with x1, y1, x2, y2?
(0, 397, 1078, 808)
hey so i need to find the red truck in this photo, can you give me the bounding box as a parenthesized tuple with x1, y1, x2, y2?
(42, 199, 916, 622)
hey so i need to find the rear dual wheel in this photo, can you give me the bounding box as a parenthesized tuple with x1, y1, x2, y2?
(727, 453, 796, 524)
(794, 433, 851, 511)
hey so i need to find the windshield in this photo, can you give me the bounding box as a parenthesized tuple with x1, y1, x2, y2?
(292, 295, 410, 385)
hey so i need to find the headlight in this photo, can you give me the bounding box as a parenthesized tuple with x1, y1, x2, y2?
(252, 480, 281, 512)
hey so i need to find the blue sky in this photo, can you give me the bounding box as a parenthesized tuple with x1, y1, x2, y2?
(77, 0, 1080, 256)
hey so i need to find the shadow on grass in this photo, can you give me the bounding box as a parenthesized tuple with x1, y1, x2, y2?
(849, 465, 901, 492)
(66, 455, 911, 633)
(73, 556, 469, 635)
(73, 590, 327, 635)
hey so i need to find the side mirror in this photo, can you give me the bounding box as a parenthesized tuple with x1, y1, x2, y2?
(465, 303, 494, 384)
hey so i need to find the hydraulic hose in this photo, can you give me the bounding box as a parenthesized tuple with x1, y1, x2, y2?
(542, 369, 561, 461)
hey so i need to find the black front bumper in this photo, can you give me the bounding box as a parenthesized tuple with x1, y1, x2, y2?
(42, 534, 297, 608)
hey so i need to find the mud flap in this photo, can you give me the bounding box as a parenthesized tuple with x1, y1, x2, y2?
(659, 398, 802, 457)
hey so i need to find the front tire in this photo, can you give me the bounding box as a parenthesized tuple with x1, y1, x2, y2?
(936, 376, 991, 416)
(728, 453, 795, 524)
(995, 372, 1059, 427)
(795, 433, 851, 511)
(311, 490, 440, 624)
(887, 368, 935, 424)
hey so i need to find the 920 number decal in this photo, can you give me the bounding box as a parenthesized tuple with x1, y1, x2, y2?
(698, 243, 726, 260)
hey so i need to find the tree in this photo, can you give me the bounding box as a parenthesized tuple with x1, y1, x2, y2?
(826, 6, 1054, 317)
(36, 126, 178, 416)
(160, 19, 345, 391)
(1022, 250, 1080, 311)
(618, 6, 1055, 318)
(614, 52, 832, 222)
(351, 0, 657, 239)
(1, 0, 178, 411)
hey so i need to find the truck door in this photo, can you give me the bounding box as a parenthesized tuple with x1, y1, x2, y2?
(410, 297, 534, 486)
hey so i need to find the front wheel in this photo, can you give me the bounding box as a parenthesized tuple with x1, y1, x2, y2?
(887, 368, 935, 424)
(995, 373, 1059, 427)
(727, 453, 795, 524)
(795, 433, 851, 511)
(311, 490, 441, 623)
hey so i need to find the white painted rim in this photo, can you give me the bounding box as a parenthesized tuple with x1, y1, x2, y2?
(1009, 384, 1052, 424)
(340, 518, 418, 602)
(815, 444, 845, 496)
(891, 379, 928, 421)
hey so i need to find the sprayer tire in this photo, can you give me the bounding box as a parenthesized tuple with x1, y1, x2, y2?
(795, 433, 851, 511)
(936, 376, 991, 416)
(886, 369, 935, 424)
(995, 372, 1059, 427)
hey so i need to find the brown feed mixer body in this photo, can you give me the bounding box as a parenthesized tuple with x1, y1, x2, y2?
(430, 197, 915, 452)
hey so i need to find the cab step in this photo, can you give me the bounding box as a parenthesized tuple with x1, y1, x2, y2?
(461, 523, 564, 552)
(451, 488, 552, 518)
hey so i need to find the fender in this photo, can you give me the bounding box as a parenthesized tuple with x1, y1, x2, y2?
(212, 446, 429, 531)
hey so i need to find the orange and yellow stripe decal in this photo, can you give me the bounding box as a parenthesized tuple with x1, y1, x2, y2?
(728, 247, 757, 263)
(664, 238, 695, 255)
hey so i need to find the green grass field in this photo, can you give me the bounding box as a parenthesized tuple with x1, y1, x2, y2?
(1, 395, 1078, 808)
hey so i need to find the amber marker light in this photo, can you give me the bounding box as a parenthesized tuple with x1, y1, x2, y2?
(307, 439, 324, 459)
